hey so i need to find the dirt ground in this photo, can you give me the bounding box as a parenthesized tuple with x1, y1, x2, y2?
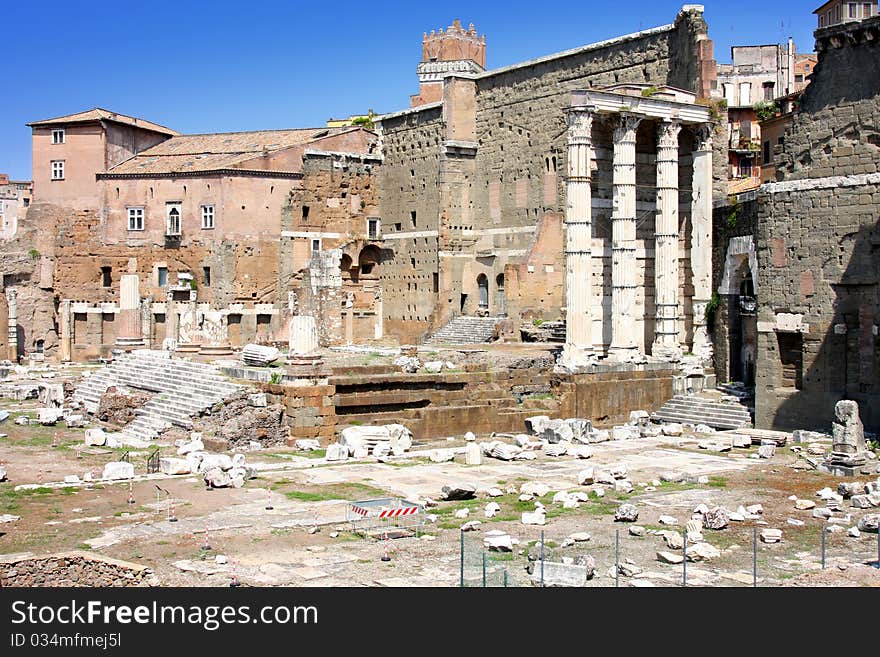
(3, 389, 879, 587)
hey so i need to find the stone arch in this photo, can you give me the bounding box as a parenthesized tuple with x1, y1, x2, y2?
(358, 245, 381, 277)
(477, 273, 489, 310)
(719, 235, 758, 295)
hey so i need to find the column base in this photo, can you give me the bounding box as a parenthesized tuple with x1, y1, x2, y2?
(691, 326, 714, 363)
(606, 346, 644, 364)
(557, 343, 597, 372)
(115, 337, 145, 350)
(651, 341, 682, 362)
(200, 343, 234, 356)
(175, 342, 202, 354)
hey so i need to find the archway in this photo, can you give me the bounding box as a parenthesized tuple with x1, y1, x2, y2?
(496, 273, 505, 316)
(477, 274, 489, 311)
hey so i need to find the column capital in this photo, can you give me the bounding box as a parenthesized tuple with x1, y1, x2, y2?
(613, 112, 643, 142)
(693, 123, 713, 151)
(657, 119, 682, 147)
(565, 105, 595, 141)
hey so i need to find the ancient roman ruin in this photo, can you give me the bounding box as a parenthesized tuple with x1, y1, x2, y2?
(1, 4, 879, 588)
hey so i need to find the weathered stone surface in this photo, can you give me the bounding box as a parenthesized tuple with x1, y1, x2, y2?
(454, 508, 470, 519)
(0, 513, 20, 523)
(324, 444, 348, 461)
(757, 444, 776, 459)
(102, 461, 134, 480)
(294, 439, 321, 451)
(577, 468, 594, 485)
(541, 419, 574, 444)
(794, 499, 816, 510)
(429, 449, 455, 463)
(441, 484, 476, 501)
(657, 551, 684, 564)
(614, 503, 639, 522)
(530, 561, 590, 587)
(96, 390, 150, 426)
(484, 502, 500, 518)
(525, 415, 551, 435)
(687, 542, 720, 561)
(177, 438, 204, 456)
(702, 507, 729, 530)
(857, 514, 880, 533)
(543, 443, 567, 457)
(610, 464, 628, 479)
(612, 425, 640, 440)
(659, 470, 684, 483)
(204, 467, 233, 488)
(838, 482, 866, 498)
(84, 428, 107, 447)
(248, 393, 268, 407)
(159, 458, 191, 476)
(241, 344, 281, 367)
(662, 531, 684, 549)
(661, 423, 683, 436)
(614, 479, 634, 494)
(65, 414, 85, 428)
(423, 361, 443, 373)
(0, 466, 6, 482)
(520, 481, 550, 497)
(521, 509, 547, 525)
(483, 441, 522, 461)
(760, 528, 782, 543)
(569, 445, 593, 459)
(198, 454, 233, 472)
(465, 442, 482, 465)
(483, 531, 514, 552)
(828, 400, 867, 466)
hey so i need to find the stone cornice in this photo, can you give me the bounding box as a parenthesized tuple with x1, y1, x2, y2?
(571, 90, 712, 125)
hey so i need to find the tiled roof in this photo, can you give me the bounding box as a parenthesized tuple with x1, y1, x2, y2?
(105, 127, 352, 175)
(27, 108, 178, 136)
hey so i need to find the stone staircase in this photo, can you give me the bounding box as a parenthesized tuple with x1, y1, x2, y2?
(652, 393, 753, 430)
(73, 350, 246, 442)
(426, 316, 501, 345)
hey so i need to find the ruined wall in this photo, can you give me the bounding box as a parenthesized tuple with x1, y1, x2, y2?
(377, 105, 443, 343)
(378, 8, 720, 344)
(755, 16, 880, 432)
(0, 551, 157, 587)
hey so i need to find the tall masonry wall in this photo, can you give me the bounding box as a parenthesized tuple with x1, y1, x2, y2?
(755, 15, 880, 432)
(377, 8, 722, 344)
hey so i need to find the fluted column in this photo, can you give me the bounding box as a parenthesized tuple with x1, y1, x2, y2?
(59, 299, 72, 362)
(690, 124, 714, 361)
(115, 274, 144, 348)
(6, 288, 17, 361)
(289, 316, 319, 355)
(609, 112, 643, 360)
(164, 288, 178, 350)
(652, 120, 682, 360)
(559, 105, 596, 369)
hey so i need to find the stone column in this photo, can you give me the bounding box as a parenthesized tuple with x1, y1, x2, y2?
(344, 291, 354, 345)
(690, 124, 714, 361)
(141, 296, 153, 349)
(289, 316, 319, 355)
(59, 299, 72, 362)
(115, 274, 145, 348)
(176, 296, 201, 353)
(559, 105, 596, 369)
(5, 288, 17, 361)
(652, 120, 682, 360)
(608, 113, 643, 360)
(164, 289, 178, 351)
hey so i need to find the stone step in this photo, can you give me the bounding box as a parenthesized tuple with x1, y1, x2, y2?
(653, 393, 753, 430)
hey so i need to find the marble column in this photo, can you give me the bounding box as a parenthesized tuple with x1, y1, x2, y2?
(608, 112, 643, 360)
(559, 105, 596, 369)
(59, 299, 72, 362)
(141, 296, 153, 349)
(176, 296, 201, 353)
(164, 289, 178, 350)
(289, 316, 318, 355)
(690, 124, 714, 361)
(652, 120, 682, 360)
(6, 288, 17, 361)
(374, 288, 384, 340)
(115, 274, 144, 348)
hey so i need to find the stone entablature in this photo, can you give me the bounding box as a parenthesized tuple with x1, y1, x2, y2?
(417, 59, 484, 83)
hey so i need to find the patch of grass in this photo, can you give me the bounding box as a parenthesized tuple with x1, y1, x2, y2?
(276, 481, 388, 503)
(0, 485, 77, 514)
(76, 543, 91, 550)
(488, 552, 515, 562)
(386, 457, 430, 468)
(707, 476, 728, 488)
(270, 528, 292, 536)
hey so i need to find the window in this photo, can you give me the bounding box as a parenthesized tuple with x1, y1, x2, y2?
(203, 266, 211, 287)
(763, 140, 771, 164)
(739, 158, 753, 178)
(301, 205, 310, 222)
(311, 238, 322, 252)
(201, 204, 214, 229)
(763, 81, 775, 101)
(51, 160, 64, 180)
(51, 129, 65, 144)
(865, 3, 874, 18)
(166, 202, 181, 236)
(795, 74, 804, 84)
(127, 207, 144, 231)
(367, 217, 380, 239)
(157, 267, 168, 287)
(101, 266, 112, 288)
(410, 210, 417, 227)
(738, 82, 751, 106)
(849, 2, 858, 18)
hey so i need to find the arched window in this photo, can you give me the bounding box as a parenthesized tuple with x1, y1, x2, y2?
(477, 274, 489, 309)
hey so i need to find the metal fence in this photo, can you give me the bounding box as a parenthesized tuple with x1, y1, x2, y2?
(458, 525, 880, 587)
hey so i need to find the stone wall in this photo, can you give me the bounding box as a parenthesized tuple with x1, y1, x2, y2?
(754, 15, 880, 432)
(0, 551, 158, 587)
(377, 7, 722, 343)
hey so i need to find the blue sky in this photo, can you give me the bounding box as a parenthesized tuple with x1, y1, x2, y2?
(2, 0, 819, 180)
